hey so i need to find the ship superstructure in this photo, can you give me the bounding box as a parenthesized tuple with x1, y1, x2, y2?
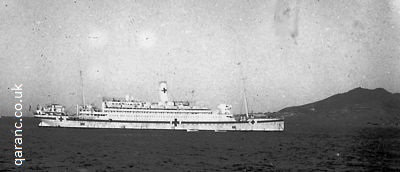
(34, 82, 284, 132)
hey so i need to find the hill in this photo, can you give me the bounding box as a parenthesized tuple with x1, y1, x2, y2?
(278, 87, 400, 131)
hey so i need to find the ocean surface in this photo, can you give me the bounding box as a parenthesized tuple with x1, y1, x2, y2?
(1, 117, 400, 171)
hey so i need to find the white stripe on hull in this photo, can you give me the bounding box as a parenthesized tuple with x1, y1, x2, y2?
(39, 119, 284, 132)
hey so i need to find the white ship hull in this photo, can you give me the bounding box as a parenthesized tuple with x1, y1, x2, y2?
(37, 116, 284, 132)
(35, 81, 285, 132)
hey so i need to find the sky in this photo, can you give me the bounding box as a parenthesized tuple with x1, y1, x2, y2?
(1, 0, 400, 116)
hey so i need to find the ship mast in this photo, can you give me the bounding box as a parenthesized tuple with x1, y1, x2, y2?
(80, 70, 86, 106)
(243, 86, 249, 118)
(238, 62, 249, 118)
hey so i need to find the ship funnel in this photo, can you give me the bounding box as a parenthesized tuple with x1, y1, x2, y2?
(159, 81, 169, 103)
